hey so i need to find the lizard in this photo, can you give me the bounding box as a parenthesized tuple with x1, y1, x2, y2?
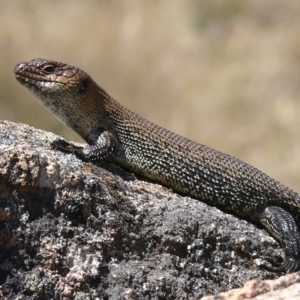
(14, 58, 300, 273)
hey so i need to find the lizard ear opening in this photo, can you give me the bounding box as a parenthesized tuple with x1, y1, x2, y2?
(78, 79, 89, 95)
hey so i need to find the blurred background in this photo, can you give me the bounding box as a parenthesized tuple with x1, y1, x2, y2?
(1, 0, 300, 191)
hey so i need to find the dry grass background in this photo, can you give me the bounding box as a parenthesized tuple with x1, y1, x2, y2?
(1, 0, 300, 191)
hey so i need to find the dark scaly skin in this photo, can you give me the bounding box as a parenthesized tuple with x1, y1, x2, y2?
(15, 58, 300, 273)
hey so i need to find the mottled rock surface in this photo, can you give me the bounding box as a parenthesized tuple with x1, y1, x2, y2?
(0, 120, 297, 299)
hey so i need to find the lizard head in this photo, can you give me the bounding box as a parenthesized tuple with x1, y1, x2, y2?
(14, 58, 106, 138)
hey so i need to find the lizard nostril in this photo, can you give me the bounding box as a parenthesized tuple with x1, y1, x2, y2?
(14, 63, 26, 74)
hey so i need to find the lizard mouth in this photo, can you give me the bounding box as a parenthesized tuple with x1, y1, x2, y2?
(15, 66, 63, 90)
(14, 73, 49, 91)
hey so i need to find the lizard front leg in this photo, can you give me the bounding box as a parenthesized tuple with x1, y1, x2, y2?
(51, 130, 118, 162)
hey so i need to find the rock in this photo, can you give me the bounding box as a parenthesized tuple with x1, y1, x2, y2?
(0, 120, 296, 299)
(202, 272, 300, 300)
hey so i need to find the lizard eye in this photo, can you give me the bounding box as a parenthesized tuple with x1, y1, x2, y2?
(78, 80, 89, 94)
(43, 65, 55, 74)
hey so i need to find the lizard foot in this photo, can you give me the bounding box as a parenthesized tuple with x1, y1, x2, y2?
(51, 139, 83, 154)
(260, 256, 300, 273)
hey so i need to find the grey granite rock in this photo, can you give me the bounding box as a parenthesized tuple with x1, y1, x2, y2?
(0, 120, 292, 299)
